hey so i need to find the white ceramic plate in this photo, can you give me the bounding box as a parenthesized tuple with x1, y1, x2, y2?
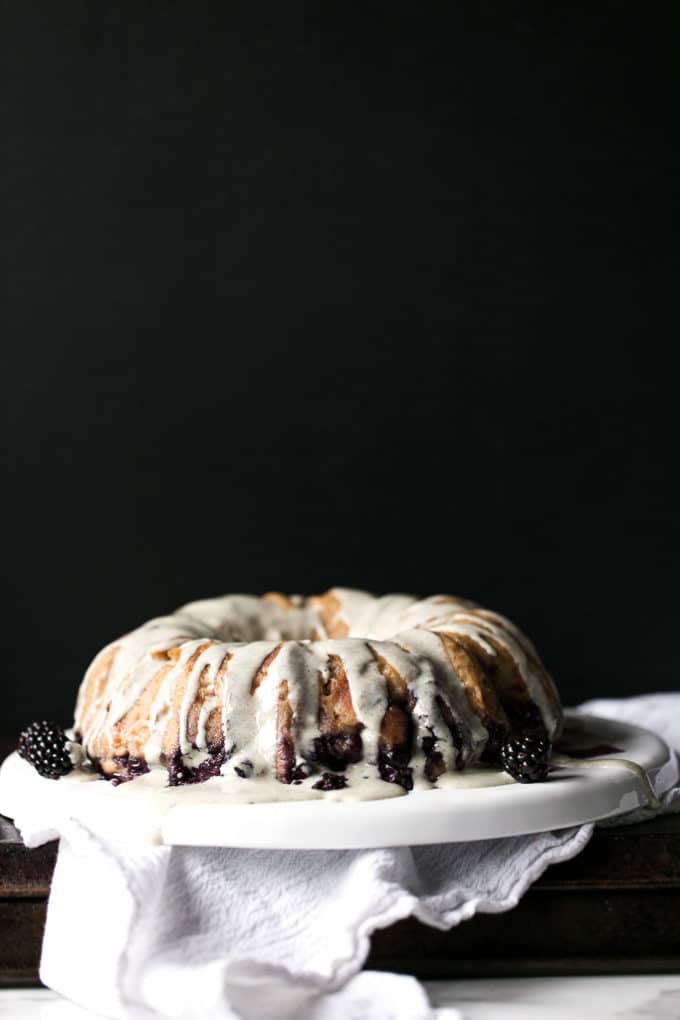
(1, 713, 676, 849)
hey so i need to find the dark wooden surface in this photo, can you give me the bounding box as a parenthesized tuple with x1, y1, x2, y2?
(0, 803, 57, 986)
(369, 815, 680, 978)
(2, 739, 680, 986)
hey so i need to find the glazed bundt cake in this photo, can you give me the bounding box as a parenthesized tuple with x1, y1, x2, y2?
(67, 588, 562, 792)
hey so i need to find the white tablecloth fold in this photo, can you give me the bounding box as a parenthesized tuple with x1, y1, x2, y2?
(38, 694, 680, 1020)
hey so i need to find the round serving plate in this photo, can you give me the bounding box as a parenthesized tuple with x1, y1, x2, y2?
(0, 713, 676, 849)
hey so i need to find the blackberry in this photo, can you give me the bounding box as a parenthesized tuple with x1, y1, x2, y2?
(18, 721, 73, 780)
(500, 734, 551, 784)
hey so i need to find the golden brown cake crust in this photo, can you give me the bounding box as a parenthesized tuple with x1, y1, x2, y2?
(75, 589, 562, 789)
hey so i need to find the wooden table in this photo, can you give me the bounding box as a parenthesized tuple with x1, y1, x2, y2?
(2, 739, 680, 987)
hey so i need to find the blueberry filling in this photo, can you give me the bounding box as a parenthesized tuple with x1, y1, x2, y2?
(312, 772, 348, 791)
(110, 755, 150, 786)
(378, 746, 414, 791)
(310, 732, 363, 771)
(278, 735, 314, 784)
(166, 747, 227, 786)
(290, 761, 311, 783)
(480, 720, 509, 765)
(422, 732, 446, 782)
(435, 696, 465, 769)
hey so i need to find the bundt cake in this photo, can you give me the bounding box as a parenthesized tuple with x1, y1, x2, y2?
(63, 588, 562, 793)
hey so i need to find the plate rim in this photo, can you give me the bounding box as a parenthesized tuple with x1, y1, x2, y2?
(1, 712, 676, 849)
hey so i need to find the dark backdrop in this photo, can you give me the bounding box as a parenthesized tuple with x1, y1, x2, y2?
(2, 3, 677, 729)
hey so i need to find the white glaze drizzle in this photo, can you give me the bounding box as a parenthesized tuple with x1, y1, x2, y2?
(394, 628, 489, 760)
(221, 641, 280, 769)
(440, 612, 557, 735)
(75, 589, 561, 791)
(322, 639, 388, 762)
(369, 639, 457, 773)
(552, 754, 661, 809)
(177, 642, 228, 755)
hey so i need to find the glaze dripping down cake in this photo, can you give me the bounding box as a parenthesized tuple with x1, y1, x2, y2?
(68, 589, 562, 792)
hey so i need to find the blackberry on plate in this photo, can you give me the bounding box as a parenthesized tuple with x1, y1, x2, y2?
(500, 734, 551, 784)
(18, 721, 73, 780)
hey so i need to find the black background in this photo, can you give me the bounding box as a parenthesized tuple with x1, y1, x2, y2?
(2, 3, 677, 729)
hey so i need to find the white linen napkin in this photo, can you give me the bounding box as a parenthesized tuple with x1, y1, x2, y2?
(33, 695, 680, 1019)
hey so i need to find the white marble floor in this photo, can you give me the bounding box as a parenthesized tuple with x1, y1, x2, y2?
(428, 975, 680, 1018)
(2, 976, 680, 1019)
